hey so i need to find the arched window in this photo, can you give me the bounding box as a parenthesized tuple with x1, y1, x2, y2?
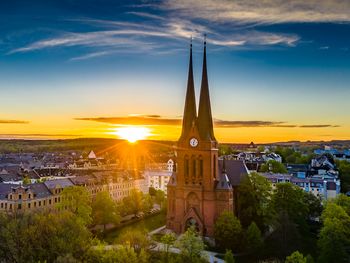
(213, 155, 217, 179)
(191, 155, 196, 182)
(184, 155, 189, 184)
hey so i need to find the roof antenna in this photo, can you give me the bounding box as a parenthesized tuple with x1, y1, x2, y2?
(204, 33, 207, 45)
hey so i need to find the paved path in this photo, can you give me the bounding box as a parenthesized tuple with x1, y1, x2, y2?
(148, 225, 225, 263)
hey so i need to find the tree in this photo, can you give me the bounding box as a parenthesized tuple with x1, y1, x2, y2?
(336, 160, 350, 192)
(58, 186, 92, 225)
(176, 226, 206, 263)
(332, 193, 350, 215)
(117, 229, 150, 253)
(224, 250, 235, 263)
(246, 222, 263, 253)
(0, 211, 93, 262)
(85, 244, 141, 263)
(305, 254, 314, 263)
(155, 190, 165, 209)
(22, 176, 31, 185)
(237, 172, 273, 230)
(149, 186, 157, 196)
(214, 211, 243, 252)
(160, 232, 177, 262)
(303, 192, 322, 219)
(92, 191, 121, 231)
(269, 183, 309, 257)
(318, 203, 350, 263)
(271, 183, 308, 226)
(142, 193, 154, 213)
(285, 251, 306, 263)
(260, 160, 287, 173)
(122, 189, 144, 216)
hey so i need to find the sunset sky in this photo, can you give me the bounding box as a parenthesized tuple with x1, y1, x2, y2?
(1, 0, 350, 143)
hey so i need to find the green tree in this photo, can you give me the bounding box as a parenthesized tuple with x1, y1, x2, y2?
(336, 160, 350, 192)
(260, 160, 287, 173)
(160, 232, 177, 262)
(305, 254, 314, 263)
(237, 172, 273, 230)
(269, 183, 309, 257)
(246, 221, 263, 253)
(85, 244, 140, 263)
(122, 189, 144, 216)
(155, 190, 165, 209)
(22, 176, 31, 185)
(285, 251, 306, 263)
(214, 211, 243, 252)
(0, 211, 92, 262)
(303, 192, 322, 219)
(142, 193, 154, 213)
(117, 229, 150, 253)
(332, 193, 350, 215)
(224, 250, 235, 263)
(149, 186, 157, 196)
(271, 183, 308, 226)
(92, 191, 121, 231)
(318, 203, 350, 263)
(58, 186, 92, 225)
(175, 226, 206, 263)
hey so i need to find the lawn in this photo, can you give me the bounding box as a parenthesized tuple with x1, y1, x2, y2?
(103, 211, 166, 244)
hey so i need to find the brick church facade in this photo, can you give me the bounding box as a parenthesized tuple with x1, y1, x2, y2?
(166, 41, 234, 237)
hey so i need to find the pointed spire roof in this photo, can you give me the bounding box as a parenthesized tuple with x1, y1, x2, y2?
(180, 39, 197, 140)
(198, 37, 216, 141)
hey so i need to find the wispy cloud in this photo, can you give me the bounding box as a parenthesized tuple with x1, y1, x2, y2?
(9, 10, 300, 58)
(299, 124, 340, 128)
(0, 119, 29, 124)
(162, 0, 350, 24)
(74, 115, 339, 128)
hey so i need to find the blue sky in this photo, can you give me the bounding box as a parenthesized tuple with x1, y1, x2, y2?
(0, 0, 350, 142)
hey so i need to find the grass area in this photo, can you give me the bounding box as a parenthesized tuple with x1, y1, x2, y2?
(103, 211, 166, 244)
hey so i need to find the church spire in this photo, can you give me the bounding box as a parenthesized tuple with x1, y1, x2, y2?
(198, 36, 216, 141)
(180, 38, 197, 140)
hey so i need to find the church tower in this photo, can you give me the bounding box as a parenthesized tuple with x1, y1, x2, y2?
(167, 40, 233, 237)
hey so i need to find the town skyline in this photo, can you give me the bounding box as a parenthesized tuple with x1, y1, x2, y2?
(1, 0, 350, 143)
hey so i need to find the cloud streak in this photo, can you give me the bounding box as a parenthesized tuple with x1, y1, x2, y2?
(74, 115, 339, 128)
(9, 12, 299, 57)
(162, 0, 350, 24)
(0, 120, 29, 124)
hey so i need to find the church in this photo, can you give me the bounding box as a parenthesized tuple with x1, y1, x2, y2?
(166, 41, 248, 237)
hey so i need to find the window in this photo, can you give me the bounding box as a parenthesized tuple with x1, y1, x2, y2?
(9, 204, 12, 210)
(34, 202, 36, 207)
(192, 158, 196, 178)
(28, 194, 31, 199)
(185, 158, 189, 178)
(213, 155, 217, 178)
(19, 194, 22, 200)
(49, 199, 52, 205)
(28, 203, 31, 209)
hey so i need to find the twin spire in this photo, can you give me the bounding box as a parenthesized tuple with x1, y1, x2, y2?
(180, 38, 216, 142)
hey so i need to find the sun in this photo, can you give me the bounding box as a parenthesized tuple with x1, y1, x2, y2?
(113, 126, 151, 143)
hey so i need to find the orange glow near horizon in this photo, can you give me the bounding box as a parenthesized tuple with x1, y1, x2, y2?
(111, 126, 151, 143)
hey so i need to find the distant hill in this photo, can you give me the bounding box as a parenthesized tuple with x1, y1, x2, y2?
(0, 138, 175, 154)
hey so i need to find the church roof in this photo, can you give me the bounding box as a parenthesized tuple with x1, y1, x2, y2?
(197, 40, 216, 142)
(180, 41, 197, 140)
(218, 160, 249, 186)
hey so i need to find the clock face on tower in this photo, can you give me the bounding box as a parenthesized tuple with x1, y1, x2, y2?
(189, 138, 198, 147)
